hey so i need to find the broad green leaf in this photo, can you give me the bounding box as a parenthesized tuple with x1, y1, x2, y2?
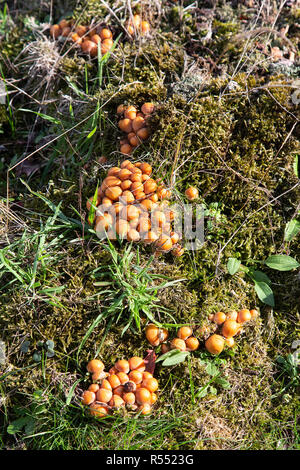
(45, 340, 54, 349)
(156, 349, 190, 366)
(196, 385, 209, 398)
(265, 255, 299, 271)
(249, 269, 272, 285)
(227, 257, 241, 275)
(284, 219, 300, 242)
(162, 351, 190, 366)
(156, 349, 177, 363)
(239, 264, 249, 273)
(33, 352, 42, 362)
(287, 353, 296, 367)
(205, 362, 219, 377)
(276, 356, 285, 364)
(7, 417, 30, 435)
(0, 251, 27, 284)
(39, 286, 66, 294)
(215, 376, 231, 389)
(254, 281, 275, 307)
(24, 418, 35, 435)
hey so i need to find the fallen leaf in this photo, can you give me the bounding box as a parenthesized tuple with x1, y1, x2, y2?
(144, 349, 156, 375)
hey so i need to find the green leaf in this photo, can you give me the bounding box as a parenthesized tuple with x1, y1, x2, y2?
(215, 376, 231, 389)
(33, 390, 43, 400)
(0, 251, 27, 284)
(33, 352, 42, 362)
(249, 270, 272, 285)
(66, 379, 81, 405)
(205, 362, 219, 376)
(196, 385, 209, 398)
(69, 102, 74, 119)
(45, 340, 54, 350)
(287, 353, 296, 367)
(156, 349, 190, 366)
(19, 108, 61, 125)
(227, 257, 241, 275)
(88, 184, 99, 226)
(162, 351, 190, 366)
(21, 180, 82, 228)
(7, 416, 30, 435)
(156, 349, 177, 363)
(65, 76, 86, 99)
(87, 126, 97, 139)
(284, 219, 300, 242)
(254, 281, 275, 307)
(24, 418, 35, 435)
(265, 255, 299, 271)
(276, 356, 285, 364)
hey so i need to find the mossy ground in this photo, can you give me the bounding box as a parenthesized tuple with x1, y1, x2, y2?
(0, 0, 299, 450)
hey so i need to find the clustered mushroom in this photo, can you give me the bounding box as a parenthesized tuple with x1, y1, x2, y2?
(81, 358, 159, 417)
(145, 324, 199, 353)
(205, 308, 259, 355)
(126, 14, 151, 36)
(117, 102, 154, 155)
(86, 159, 184, 256)
(50, 19, 114, 56)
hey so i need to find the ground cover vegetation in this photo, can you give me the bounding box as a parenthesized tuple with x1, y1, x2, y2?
(0, 0, 299, 450)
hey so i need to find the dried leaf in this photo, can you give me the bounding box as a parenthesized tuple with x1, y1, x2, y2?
(144, 349, 156, 375)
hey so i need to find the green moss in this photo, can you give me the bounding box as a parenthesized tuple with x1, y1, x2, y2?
(0, 105, 8, 124)
(59, 55, 88, 83)
(0, 24, 33, 64)
(72, 0, 109, 25)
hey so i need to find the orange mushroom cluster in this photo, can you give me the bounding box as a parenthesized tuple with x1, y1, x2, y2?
(146, 325, 199, 353)
(117, 102, 154, 155)
(50, 19, 114, 56)
(81, 358, 159, 417)
(86, 159, 184, 256)
(127, 14, 151, 36)
(205, 308, 259, 355)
